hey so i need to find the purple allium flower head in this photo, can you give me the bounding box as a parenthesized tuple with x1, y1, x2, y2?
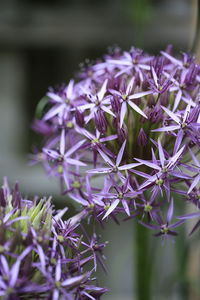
(32, 45, 200, 237)
(0, 178, 108, 299)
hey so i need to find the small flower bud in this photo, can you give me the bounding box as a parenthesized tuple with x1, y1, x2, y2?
(142, 78, 150, 91)
(31, 120, 54, 136)
(75, 109, 85, 127)
(148, 106, 163, 123)
(117, 125, 128, 142)
(94, 110, 107, 133)
(137, 128, 147, 147)
(160, 91, 169, 106)
(110, 95, 121, 114)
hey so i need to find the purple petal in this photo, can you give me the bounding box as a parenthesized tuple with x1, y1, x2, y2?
(187, 174, 200, 194)
(0, 255, 9, 274)
(189, 147, 200, 167)
(116, 141, 126, 166)
(173, 130, 184, 155)
(107, 59, 131, 66)
(161, 51, 183, 66)
(3, 208, 16, 223)
(139, 174, 160, 190)
(43, 104, 64, 121)
(169, 170, 191, 179)
(122, 199, 130, 216)
(177, 211, 200, 220)
(100, 134, 118, 143)
(109, 89, 121, 96)
(65, 139, 86, 158)
(78, 103, 95, 111)
(167, 145, 185, 169)
(118, 162, 142, 170)
(54, 207, 68, 221)
(129, 90, 152, 100)
(65, 158, 86, 166)
(37, 245, 46, 273)
(93, 195, 104, 206)
(101, 105, 115, 117)
(0, 278, 6, 289)
(65, 79, 74, 98)
(97, 148, 114, 166)
(151, 67, 158, 87)
(7, 216, 29, 227)
(18, 246, 32, 261)
(167, 198, 174, 223)
(55, 259, 61, 281)
(183, 101, 192, 123)
(161, 106, 180, 124)
(69, 193, 88, 206)
(173, 89, 182, 112)
(134, 158, 160, 170)
(85, 175, 92, 196)
(43, 148, 59, 160)
(120, 102, 127, 128)
(130, 169, 151, 179)
(168, 220, 185, 228)
(47, 92, 62, 103)
(60, 129, 65, 156)
(82, 291, 96, 300)
(10, 260, 20, 287)
(87, 167, 110, 174)
(151, 125, 180, 132)
(52, 289, 59, 300)
(151, 148, 157, 163)
(62, 273, 88, 287)
(158, 138, 165, 167)
(78, 128, 95, 140)
(128, 101, 148, 118)
(98, 79, 108, 101)
(63, 169, 70, 189)
(102, 199, 120, 219)
(126, 77, 134, 94)
(139, 221, 159, 230)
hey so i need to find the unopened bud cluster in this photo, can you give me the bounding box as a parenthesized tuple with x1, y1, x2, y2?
(0, 178, 107, 299)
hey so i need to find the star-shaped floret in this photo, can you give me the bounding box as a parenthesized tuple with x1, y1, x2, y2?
(87, 141, 141, 176)
(140, 198, 184, 239)
(43, 80, 76, 122)
(109, 78, 149, 127)
(78, 79, 115, 123)
(133, 139, 189, 199)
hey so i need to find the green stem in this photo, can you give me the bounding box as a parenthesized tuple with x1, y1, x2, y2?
(135, 222, 152, 300)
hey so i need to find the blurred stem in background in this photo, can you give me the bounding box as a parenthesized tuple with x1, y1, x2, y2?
(188, 3, 200, 300)
(194, 0, 200, 58)
(125, 0, 153, 48)
(190, 0, 198, 51)
(126, 0, 152, 24)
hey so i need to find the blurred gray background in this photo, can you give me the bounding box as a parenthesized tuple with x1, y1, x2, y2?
(0, 0, 198, 299)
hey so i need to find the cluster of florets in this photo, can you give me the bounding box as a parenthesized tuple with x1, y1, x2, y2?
(32, 45, 200, 238)
(0, 178, 107, 299)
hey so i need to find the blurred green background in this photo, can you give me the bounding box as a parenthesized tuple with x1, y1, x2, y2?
(0, 0, 199, 299)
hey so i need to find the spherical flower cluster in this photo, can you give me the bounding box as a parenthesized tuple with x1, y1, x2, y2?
(32, 45, 200, 237)
(0, 178, 107, 299)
